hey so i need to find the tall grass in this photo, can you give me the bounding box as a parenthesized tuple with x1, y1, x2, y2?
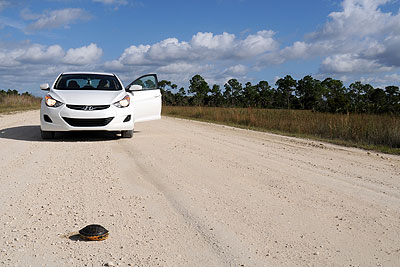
(0, 94, 41, 113)
(163, 106, 400, 154)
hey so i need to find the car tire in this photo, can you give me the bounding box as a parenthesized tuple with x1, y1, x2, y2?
(41, 130, 55, 139)
(121, 130, 133, 138)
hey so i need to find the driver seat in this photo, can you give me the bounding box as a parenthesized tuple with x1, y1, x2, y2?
(97, 79, 110, 89)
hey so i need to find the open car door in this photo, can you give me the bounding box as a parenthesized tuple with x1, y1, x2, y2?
(126, 74, 162, 123)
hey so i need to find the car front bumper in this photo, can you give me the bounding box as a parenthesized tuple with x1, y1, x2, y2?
(40, 101, 134, 132)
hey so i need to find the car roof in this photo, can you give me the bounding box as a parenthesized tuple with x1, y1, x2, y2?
(62, 72, 116, 76)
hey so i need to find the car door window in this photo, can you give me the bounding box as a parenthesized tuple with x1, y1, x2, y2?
(131, 74, 158, 90)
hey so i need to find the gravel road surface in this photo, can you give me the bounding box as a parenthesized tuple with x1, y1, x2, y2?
(0, 110, 399, 266)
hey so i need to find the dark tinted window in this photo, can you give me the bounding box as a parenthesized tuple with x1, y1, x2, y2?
(131, 75, 157, 90)
(55, 74, 122, 91)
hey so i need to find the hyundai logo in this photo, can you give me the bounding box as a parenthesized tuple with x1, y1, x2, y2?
(83, 106, 94, 111)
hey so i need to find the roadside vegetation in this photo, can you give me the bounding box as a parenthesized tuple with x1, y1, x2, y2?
(160, 74, 400, 154)
(0, 90, 41, 113)
(163, 106, 400, 154)
(161, 75, 400, 114)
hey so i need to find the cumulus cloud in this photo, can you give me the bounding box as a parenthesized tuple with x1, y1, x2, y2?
(191, 32, 235, 50)
(320, 54, 393, 74)
(17, 44, 64, 63)
(0, 49, 23, 67)
(103, 59, 125, 71)
(235, 30, 278, 58)
(157, 62, 211, 74)
(107, 30, 278, 70)
(0, 42, 104, 94)
(0, 42, 102, 68)
(356, 72, 400, 88)
(316, 0, 400, 74)
(26, 8, 90, 30)
(374, 73, 400, 85)
(63, 43, 103, 65)
(118, 44, 151, 65)
(261, 41, 315, 65)
(309, 0, 396, 40)
(258, 0, 400, 76)
(99, 30, 278, 86)
(374, 35, 400, 67)
(147, 38, 192, 62)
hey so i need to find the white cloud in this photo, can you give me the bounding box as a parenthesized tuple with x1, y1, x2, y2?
(26, 8, 90, 30)
(235, 30, 278, 58)
(0, 42, 102, 68)
(92, 0, 128, 5)
(377, 73, 400, 85)
(258, 0, 400, 76)
(0, 42, 105, 94)
(261, 41, 315, 65)
(0, 49, 23, 67)
(106, 30, 278, 71)
(320, 53, 393, 74)
(360, 73, 400, 86)
(191, 32, 235, 50)
(157, 62, 211, 74)
(190, 31, 278, 59)
(309, 0, 396, 40)
(99, 30, 278, 87)
(148, 38, 192, 62)
(374, 35, 400, 67)
(119, 44, 151, 65)
(223, 64, 247, 76)
(17, 44, 64, 63)
(63, 43, 103, 65)
(103, 59, 125, 71)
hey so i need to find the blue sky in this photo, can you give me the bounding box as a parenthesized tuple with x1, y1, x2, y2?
(0, 0, 399, 95)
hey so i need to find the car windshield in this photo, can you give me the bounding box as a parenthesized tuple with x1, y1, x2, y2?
(54, 74, 122, 91)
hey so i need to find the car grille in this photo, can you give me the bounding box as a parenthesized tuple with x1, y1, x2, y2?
(62, 117, 114, 127)
(66, 104, 110, 111)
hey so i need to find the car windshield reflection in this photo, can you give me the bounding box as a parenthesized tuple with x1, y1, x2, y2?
(54, 74, 122, 91)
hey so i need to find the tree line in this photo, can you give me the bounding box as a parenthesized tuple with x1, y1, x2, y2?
(159, 74, 400, 114)
(0, 89, 34, 97)
(0, 89, 37, 99)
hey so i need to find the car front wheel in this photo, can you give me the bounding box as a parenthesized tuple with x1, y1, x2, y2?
(41, 130, 55, 139)
(121, 130, 133, 138)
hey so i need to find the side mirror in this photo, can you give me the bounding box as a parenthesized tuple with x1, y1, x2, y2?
(128, 84, 143, 91)
(40, 83, 50, 90)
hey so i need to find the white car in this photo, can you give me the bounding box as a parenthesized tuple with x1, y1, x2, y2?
(40, 72, 162, 139)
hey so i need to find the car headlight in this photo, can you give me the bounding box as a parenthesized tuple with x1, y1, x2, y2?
(113, 95, 130, 108)
(45, 95, 63, 107)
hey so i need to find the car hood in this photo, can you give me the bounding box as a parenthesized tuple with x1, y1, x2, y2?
(50, 89, 126, 105)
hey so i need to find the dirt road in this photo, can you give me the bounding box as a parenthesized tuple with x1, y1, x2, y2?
(0, 110, 399, 266)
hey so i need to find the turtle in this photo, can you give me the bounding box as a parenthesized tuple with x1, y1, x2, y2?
(79, 224, 109, 241)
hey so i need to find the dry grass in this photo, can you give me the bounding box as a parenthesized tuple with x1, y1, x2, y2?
(0, 94, 41, 113)
(163, 106, 400, 154)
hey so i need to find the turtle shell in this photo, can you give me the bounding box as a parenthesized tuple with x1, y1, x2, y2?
(79, 224, 109, 241)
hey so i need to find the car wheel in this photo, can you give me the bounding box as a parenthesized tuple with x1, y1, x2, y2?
(121, 130, 133, 138)
(41, 130, 55, 139)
